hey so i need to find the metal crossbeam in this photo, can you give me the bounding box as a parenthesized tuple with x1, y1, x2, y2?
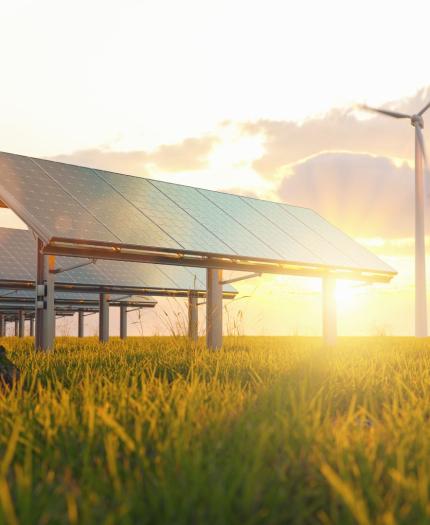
(220, 272, 261, 285)
(43, 242, 395, 284)
(52, 258, 96, 275)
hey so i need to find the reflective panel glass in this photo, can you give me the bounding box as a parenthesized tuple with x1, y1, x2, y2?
(283, 205, 393, 272)
(34, 159, 181, 250)
(151, 180, 275, 258)
(97, 170, 232, 254)
(0, 153, 116, 242)
(244, 197, 354, 267)
(199, 189, 319, 263)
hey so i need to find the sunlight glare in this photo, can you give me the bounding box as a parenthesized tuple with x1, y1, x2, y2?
(335, 280, 357, 310)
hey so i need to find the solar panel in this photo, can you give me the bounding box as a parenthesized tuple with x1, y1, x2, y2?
(0, 228, 235, 294)
(151, 180, 282, 259)
(197, 188, 321, 264)
(95, 170, 232, 254)
(242, 197, 353, 268)
(280, 204, 390, 273)
(0, 288, 155, 306)
(0, 154, 116, 242)
(33, 159, 181, 249)
(0, 151, 395, 279)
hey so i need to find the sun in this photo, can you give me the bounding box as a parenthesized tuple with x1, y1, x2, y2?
(335, 280, 357, 310)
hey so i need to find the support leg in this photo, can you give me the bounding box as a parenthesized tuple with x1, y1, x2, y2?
(0, 315, 5, 337)
(78, 310, 84, 338)
(14, 318, 18, 337)
(322, 276, 337, 346)
(120, 304, 127, 339)
(35, 239, 55, 351)
(29, 316, 34, 337)
(18, 310, 25, 338)
(206, 269, 223, 350)
(188, 293, 198, 343)
(99, 293, 109, 343)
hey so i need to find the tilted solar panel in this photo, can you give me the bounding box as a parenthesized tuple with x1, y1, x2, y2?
(0, 151, 395, 278)
(95, 169, 232, 255)
(279, 204, 390, 273)
(0, 288, 155, 306)
(150, 180, 282, 259)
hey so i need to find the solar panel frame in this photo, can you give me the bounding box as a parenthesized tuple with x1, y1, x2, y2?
(0, 288, 157, 307)
(0, 227, 237, 296)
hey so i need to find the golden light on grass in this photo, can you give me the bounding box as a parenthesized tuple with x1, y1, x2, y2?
(1, 336, 430, 523)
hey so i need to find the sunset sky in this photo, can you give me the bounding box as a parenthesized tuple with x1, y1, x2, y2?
(1, 0, 430, 335)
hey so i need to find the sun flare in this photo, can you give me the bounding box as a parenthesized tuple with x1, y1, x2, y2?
(335, 281, 357, 310)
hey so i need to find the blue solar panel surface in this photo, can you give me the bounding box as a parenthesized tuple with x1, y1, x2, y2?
(0, 152, 394, 274)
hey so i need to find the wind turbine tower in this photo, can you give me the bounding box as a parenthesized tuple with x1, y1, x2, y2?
(360, 101, 430, 337)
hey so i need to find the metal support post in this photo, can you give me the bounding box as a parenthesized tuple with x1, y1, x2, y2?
(14, 318, 18, 336)
(78, 310, 84, 338)
(188, 292, 198, 342)
(322, 276, 337, 346)
(0, 315, 5, 337)
(206, 268, 223, 350)
(120, 304, 127, 339)
(18, 310, 25, 337)
(35, 239, 55, 351)
(99, 293, 109, 343)
(29, 316, 34, 337)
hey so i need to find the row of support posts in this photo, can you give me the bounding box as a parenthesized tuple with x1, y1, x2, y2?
(76, 303, 128, 340)
(33, 238, 337, 351)
(0, 314, 34, 337)
(186, 270, 223, 349)
(201, 271, 338, 350)
(35, 239, 114, 349)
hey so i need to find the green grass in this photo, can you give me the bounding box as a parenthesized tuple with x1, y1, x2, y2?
(1, 336, 430, 524)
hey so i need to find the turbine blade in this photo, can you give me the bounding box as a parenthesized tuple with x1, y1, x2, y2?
(419, 101, 430, 116)
(357, 104, 410, 119)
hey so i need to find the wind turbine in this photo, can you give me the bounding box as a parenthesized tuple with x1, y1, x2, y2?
(359, 101, 430, 337)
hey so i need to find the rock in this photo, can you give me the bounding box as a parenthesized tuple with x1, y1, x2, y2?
(0, 345, 20, 388)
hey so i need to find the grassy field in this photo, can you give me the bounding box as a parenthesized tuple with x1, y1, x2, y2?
(1, 336, 430, 524)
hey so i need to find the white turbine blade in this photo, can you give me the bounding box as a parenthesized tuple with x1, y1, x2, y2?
(358, 104, 410, 119)
(419, 101, 430, 116)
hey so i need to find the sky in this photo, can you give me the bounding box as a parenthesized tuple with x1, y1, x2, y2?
(1, 0, 430, 336)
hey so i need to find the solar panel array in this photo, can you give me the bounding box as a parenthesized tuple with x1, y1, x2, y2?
(0, 227, 235, 294)
(0, 288, 155, 307)
(0, 151, 394, 275)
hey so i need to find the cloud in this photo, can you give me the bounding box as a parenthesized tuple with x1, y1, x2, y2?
(51, 135, 217, 176)
(277, 151, 415, 239)
(52, 149, 151, 176)
(48, 86, 430, 246)
(241, 86, 430, 178)
(149, 136, 218, 172)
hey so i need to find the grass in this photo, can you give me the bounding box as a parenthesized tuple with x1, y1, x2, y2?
(1, 336, 430, 524)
